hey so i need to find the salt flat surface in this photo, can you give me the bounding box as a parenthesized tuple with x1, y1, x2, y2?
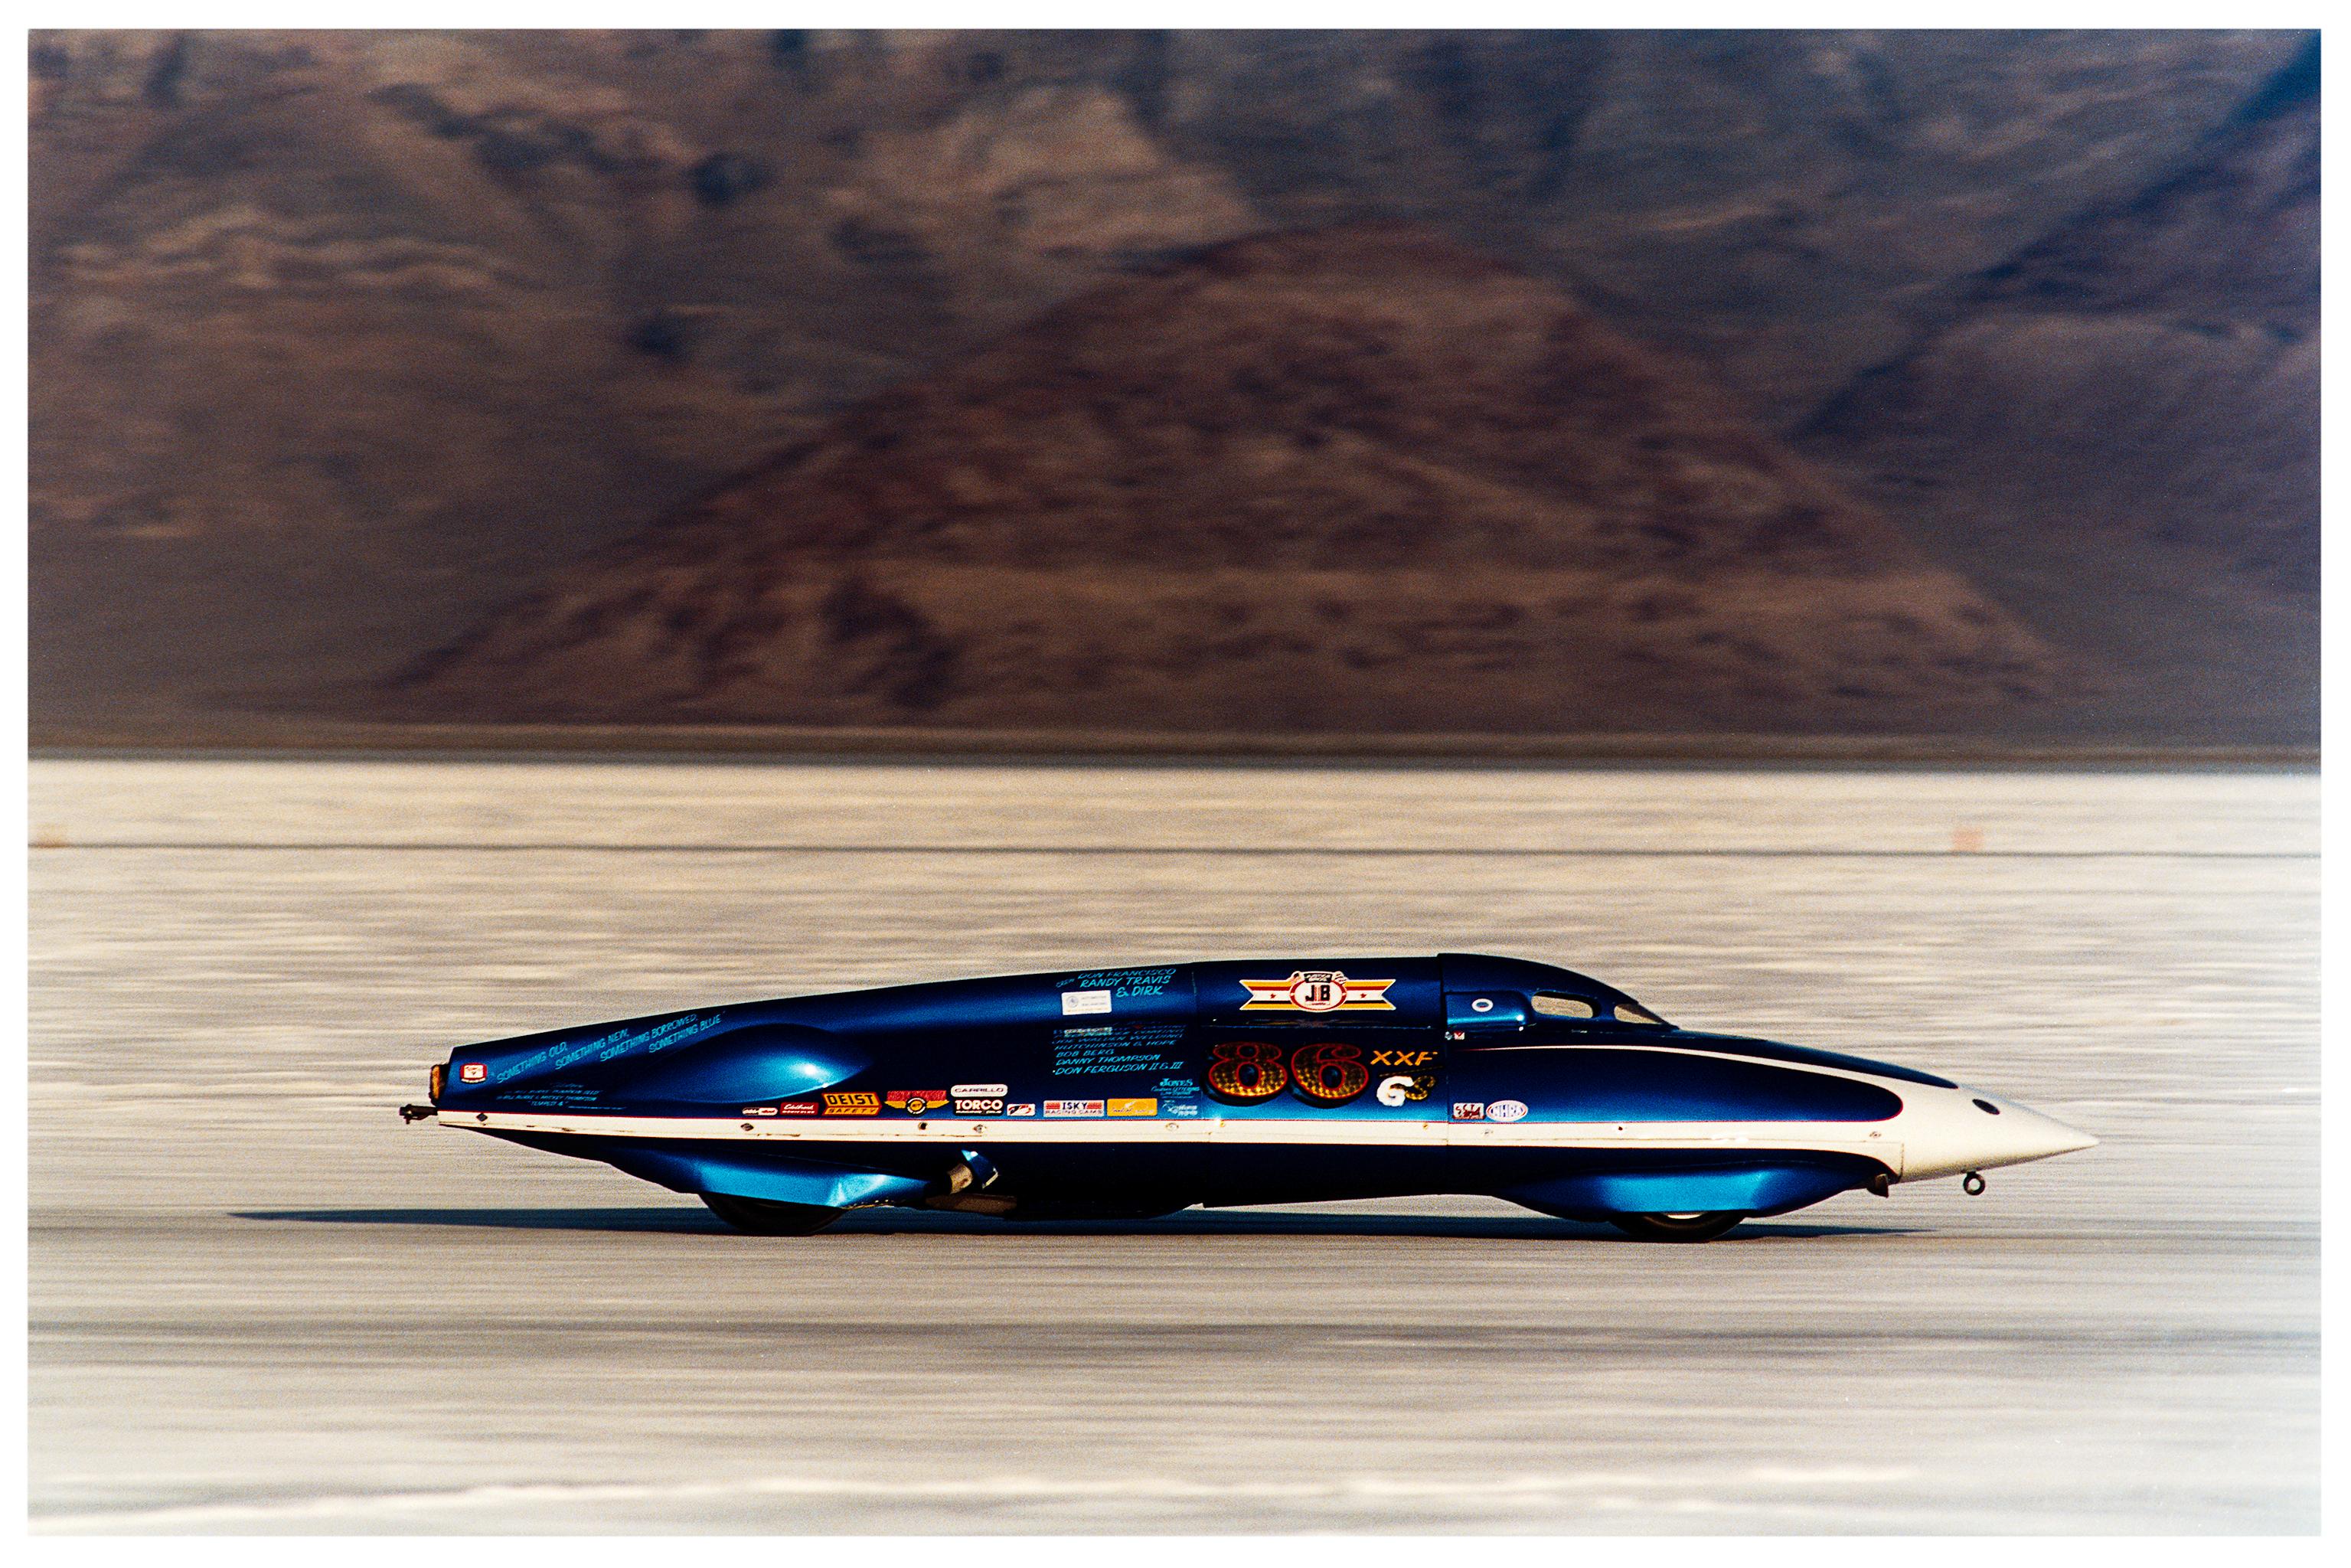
(28, 758, 2317, 1532)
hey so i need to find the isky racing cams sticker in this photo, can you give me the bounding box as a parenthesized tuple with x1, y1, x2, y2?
(1239, 971, 1395, 1013)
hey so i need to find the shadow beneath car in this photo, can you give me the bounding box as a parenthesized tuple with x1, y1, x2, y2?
(237, 1205, 1927, 1241)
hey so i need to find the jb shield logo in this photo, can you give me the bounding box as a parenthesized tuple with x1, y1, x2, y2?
(1239, 971, 1396, 1012)
(458, 1063, 487, 1083)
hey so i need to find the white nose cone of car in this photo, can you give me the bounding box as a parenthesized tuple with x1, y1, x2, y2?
(1894, 1086, 2098, 1181)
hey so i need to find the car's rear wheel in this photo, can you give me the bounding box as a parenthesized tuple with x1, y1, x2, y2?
(700, 1193, 842, 1235)
(1608, 1210, 1746, 1243)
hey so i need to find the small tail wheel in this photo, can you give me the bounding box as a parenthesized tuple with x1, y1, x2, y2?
(1608, 1210, 1747, 1243)
(700, 1193, 842, 1236)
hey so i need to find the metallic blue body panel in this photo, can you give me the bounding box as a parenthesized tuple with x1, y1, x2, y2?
(432, 955, 1917, 1222)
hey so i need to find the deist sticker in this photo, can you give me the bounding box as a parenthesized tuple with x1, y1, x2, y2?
(1488, 1099, 1530, 1122)
(1061, 989, 1114, 1016)
(950, 1082, 1009, 1098)
(824, 1092, 881, 1116)
(1043, 1099, 1105, 1118)
(458, 1063, 487, 1083)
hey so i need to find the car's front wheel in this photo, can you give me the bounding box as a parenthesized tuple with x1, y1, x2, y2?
(1608, 1210, 1747, 1243)
(700, 1193, 842, 1235)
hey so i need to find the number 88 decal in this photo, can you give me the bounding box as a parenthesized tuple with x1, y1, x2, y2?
(1206, 1039, 1369, 1106)
(1288, 1040, 1370, 1106)
(1205, 1039, 1288, 1103)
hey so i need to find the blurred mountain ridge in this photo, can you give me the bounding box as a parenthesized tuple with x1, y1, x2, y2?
(27, 28, 2317, 745)
(387, 223, 2065, 735)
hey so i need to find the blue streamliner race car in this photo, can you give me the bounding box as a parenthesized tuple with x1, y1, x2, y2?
(404, 953, 2095, 1241)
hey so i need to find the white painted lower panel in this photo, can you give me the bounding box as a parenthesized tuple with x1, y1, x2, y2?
(436, 1108, 1898, 1168)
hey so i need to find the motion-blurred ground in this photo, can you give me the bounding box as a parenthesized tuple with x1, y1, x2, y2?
(28, 758, 2317, 1531)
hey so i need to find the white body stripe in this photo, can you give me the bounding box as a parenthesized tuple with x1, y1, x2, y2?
(442, 1109, 1903, 1171)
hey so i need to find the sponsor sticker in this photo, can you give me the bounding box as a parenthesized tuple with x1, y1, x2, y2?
(1451, 1102, 1487, 1121)
(1107, 1097, 1158, 1117)
(950, 1082, 1008, 1099)
(1370, 1048, 1438, 1068)
(1061, 989, 1114, 1017)
(1165, 1102, 1201, 1118)
(1239, 970, 1396, 1012)
(824, 1092, 881, 1116)
(953, 1097, 1005, 1116)
(458, 1062, 487, 1083)
(740, 1105, 779, 1117)
(776, 1100, 820, 1116)
(886, 1089, 951, 1115)
(1043, 1099, 1105, 1118)
(1488, 1099, 1530, 1123)
(1007, 1102, 1038, 1117)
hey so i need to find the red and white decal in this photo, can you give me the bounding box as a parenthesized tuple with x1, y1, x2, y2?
(1239, 971, 1396, 1012)
(458, 1063, 487, 1083)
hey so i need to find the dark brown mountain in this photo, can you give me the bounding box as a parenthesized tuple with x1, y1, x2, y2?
(388, 225, 2063, 737)
(1799, 37, 2318, 743)
(28, 29, 2316, 746)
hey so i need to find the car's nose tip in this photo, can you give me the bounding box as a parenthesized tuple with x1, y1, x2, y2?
(1993, 1099, 2099, 1164)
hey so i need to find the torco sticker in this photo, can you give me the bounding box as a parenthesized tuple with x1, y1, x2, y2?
(950, 1082, 1008, 1098)
(458, 1063, 487, 1083)
(1488, 1099, 1530, 1122)
(954, 1097, 1005, 1116)
(824, 1092, 881, 1116)
(1007, 1102, 1037, 1117)
(1061, 989, 1114, 1016)
(1107, 1097, 1158, 1117)
(1044, 1099, 1105, 1118)
(777, 1100, 820, 1116)
(886, 1089, 951, 1115)
(1239, 971, 1396, 1012)
(1451, 1102, 1487, 1121)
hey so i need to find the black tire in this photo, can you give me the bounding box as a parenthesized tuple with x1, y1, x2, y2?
(700, 1193, 842, 1236)
(1608, 1210, 1747, 1243)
